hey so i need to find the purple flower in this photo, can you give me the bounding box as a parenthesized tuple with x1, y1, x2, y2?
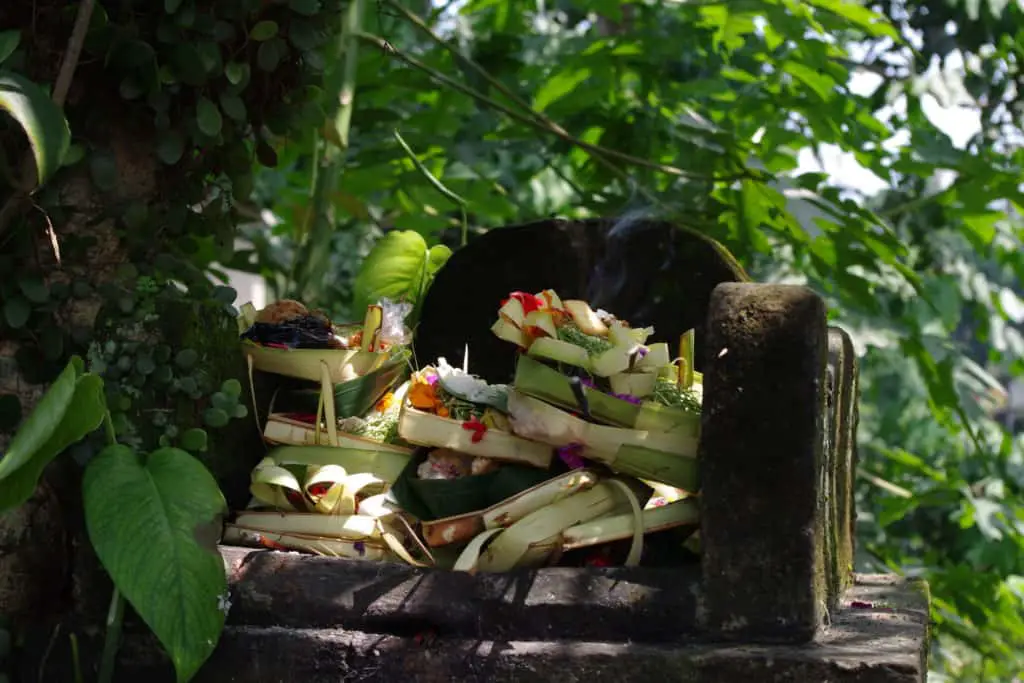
(636, 347, 649, 358)
(557, 442, 586, 469)
(579, 377, 596, 389)
(612, 392, 642, 405)
(354, 541, 366, 556)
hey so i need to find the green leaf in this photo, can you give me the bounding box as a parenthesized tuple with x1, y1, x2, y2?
(427, 244, 452, 277)
(3, 296, 30, 328)
(196, 97, 222, 137)
(289, 0, 321, 15)
(783, 61, 837, 101)
(180, 428, 208, 452)
(165, 0, 183, 12)
(533, 68, 591, 113)
(221, 379, 242, 398)
(175, 349, 198, 369)
(83, 446, 227, 683)
(353, 230, 431, 315)
(203, 408, 229, 428)
(218, 93, 246, 122)
(256, 39, 282, 72)
(0, 70, 71, 187)
(0, 359, 105, 513)
(18, 276, 48, 303)
(157, 131, 185, 165)
(249, 20, 279, 41)
(224, 63, 248, 86)
(0, 31, 20, 65)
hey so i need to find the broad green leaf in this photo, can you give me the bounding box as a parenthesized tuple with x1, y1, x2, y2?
(533, 68, 591, 112)
(0, 359, 106, 513)
(83, 446, 227, 683)
(0, 70, 71, 187)
(352, 230, 431, 315)
(783, 61, 836, 101)
(806, 0, 900, 39)
(0, 30, 19, 65)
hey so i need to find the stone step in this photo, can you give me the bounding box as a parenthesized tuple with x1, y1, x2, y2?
(93, 545, 928, 683)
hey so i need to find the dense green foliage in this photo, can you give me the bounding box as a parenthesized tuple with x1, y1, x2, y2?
(0, 0, 1022, 680)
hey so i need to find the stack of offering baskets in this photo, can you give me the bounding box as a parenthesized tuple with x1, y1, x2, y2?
(221, 290, 703, 571)
(224, 298, 433, 565)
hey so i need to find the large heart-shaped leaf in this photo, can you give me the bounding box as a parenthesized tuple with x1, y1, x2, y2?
(0, 69, 71, 188)
(0, 357, 106, 513)
(83, 446, 228, 683)
(353, 230, 451, 322)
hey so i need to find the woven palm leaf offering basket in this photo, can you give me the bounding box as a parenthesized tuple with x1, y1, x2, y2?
(222, 290, 703, 571)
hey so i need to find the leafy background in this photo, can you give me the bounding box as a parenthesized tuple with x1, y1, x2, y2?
(0, 0, 1022, 680)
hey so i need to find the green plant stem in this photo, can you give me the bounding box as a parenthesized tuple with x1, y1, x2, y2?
(392, 129, 469, 245)
(69, 633, 84, 683)
(97, 410, 125, 683)
(333, 0, 365, 149)
(96, 588, 125, 683)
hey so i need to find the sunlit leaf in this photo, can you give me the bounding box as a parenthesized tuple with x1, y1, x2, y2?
(0, 69, 71, 187)
(84, 446, 227, 683)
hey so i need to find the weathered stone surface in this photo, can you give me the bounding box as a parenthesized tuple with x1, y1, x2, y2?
(698, 283, 830, 642)
(220, 546, 701, 642)
(414, 216, 745, 383)
(104, 574, 928, 683)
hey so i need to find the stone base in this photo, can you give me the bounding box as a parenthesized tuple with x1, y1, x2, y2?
(101, 549, 929, 683)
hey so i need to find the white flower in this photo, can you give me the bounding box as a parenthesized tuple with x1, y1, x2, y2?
(217, 592, 232, 616)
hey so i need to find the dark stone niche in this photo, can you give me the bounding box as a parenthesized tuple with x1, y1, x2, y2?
(413, 216, 746, 382)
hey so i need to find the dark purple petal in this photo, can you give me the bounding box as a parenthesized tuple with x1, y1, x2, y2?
(557, 442, 586, 469)
(354, 541, 366, 556)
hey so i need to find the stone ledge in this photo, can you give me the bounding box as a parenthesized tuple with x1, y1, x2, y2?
(111, 572, 928, 683)
(221, 545, 703, 642)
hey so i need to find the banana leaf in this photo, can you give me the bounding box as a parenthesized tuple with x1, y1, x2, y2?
(390, 448, 558, 522)
(273, 351, 410, 418)
(514, 355, 701, 436)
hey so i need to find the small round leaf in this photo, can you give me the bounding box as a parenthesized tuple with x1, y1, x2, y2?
(218, 93, 246, 122)
(157, 131, 185, 165)
(18, 276, 49, 303)
(180, 428, 209, 452)
(250, 20, 279, 41)
(175, 348, 198, 369)
(203, 408, 229, 428)
(289, 0, 321, 15)
(221, 378, 242, 397)
(136, 356, 156, 375)
(196, 97, 222, 137)
(3, 297, 30, 328)
(257, 40, 281, 72)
